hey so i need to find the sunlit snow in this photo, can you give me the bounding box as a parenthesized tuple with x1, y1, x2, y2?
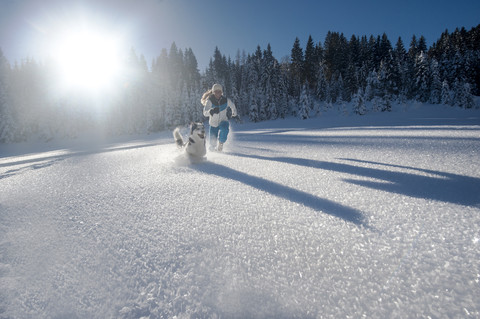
(1, 105, 479, 318)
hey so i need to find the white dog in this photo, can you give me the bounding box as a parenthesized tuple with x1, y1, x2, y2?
(173, 122, 207, 158)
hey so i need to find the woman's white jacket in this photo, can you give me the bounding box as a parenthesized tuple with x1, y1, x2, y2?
(202, 95, 237, 128)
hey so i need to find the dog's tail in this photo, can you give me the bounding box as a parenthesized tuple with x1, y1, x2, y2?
(173, 128, 184, 148)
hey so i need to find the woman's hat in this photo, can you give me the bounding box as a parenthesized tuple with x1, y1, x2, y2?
(212, 83, 223, 92)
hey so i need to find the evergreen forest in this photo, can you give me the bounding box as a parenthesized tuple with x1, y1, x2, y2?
(0, 25, 479, 143)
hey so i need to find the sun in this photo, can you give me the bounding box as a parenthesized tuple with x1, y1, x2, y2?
(50, 26, 125, 93)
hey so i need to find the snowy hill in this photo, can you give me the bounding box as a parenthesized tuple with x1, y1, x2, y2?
(1, 105, 480, 318)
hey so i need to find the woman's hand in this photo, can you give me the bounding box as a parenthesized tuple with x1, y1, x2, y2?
(209, 107, 220, 115)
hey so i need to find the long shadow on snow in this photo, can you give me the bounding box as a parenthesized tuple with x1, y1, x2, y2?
(227, 153, 480, 208)
(0, 142, 160, 168)
(233, 116, 480, 139)
(0, 142, 161, 180)
(190, 161, 366, 226)
(234, 132, 479, 148)
(0, 158, 63, 180)
(340, 158, 480, 207)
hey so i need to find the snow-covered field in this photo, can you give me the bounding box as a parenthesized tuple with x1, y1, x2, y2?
(1, 105, 479, 318)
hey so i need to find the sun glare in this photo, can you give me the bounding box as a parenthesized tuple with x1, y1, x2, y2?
(51, 26, 125, 93)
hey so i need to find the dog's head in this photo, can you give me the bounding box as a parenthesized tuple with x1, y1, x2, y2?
(190, 122, 205, 139)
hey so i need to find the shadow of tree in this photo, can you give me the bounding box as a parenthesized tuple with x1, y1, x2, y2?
(0, 159, 63, 180)
(227, 153, 480, 208)
(0, 142, 161, 180)
(190, 161, 366, 226)
(340, 158, 480, 207)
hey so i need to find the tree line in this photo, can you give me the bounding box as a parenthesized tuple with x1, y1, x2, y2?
(208, 25, 479, 120)
(0, 25, 479, 143)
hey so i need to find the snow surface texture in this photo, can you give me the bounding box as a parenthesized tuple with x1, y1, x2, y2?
(1, 105, 479, 318)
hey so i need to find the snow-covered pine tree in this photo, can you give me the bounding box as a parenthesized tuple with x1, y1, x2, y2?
(212, 47, 229, 90)
(380, 91, 392, 112)
(376, 61, 392, 112)
(364, 70, 379, 102)
(183, 48, 201, 92)
(229, 85, 240, 121)
(324, 31, 348, 84)
(408, 35, 419, 62)
(414, 51, 431, 103)
(276, 70, 289, 119)
(298, 83, 310, 119)
(372, 95, 382, 113)
(462, 50, 476, 93)
(290, 37, 304, 97)
(417, 36, 428, 54)
(204, 59, 216, 88)
(352, 88, 366, 115)
(329, 72, 343, 104)
(237, 55, 253, 117)
(304, 35, 318, 89)
(338, 95, 348, 115)
(224, 56, 234, 97)
(343, 63, 357, 102)
(452, 78, 462, 106)
(441, 80, 452, 105)
(394, 37, 409, 102)
(378, 59, 394, 110)
(404, 35, 420, 99)
(439, 51, 453, 87)
(429, 59, 442, 104)
(249, 46, 268, 121)
(315, 63, 328, 102)
(249, 98, 260, 122)
(167, 43, 183, 88)
(246, 62, 260, 122)
(265, 82, 278, 120)
(348, 35, 361, 92)
(457, 82, 475, 109)
(451, 51, 465, 87)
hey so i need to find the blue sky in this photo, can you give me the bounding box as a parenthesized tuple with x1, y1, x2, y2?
(1, 0, 479, 70)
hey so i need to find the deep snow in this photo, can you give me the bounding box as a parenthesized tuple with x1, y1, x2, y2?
(1, 105, 480, 318)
